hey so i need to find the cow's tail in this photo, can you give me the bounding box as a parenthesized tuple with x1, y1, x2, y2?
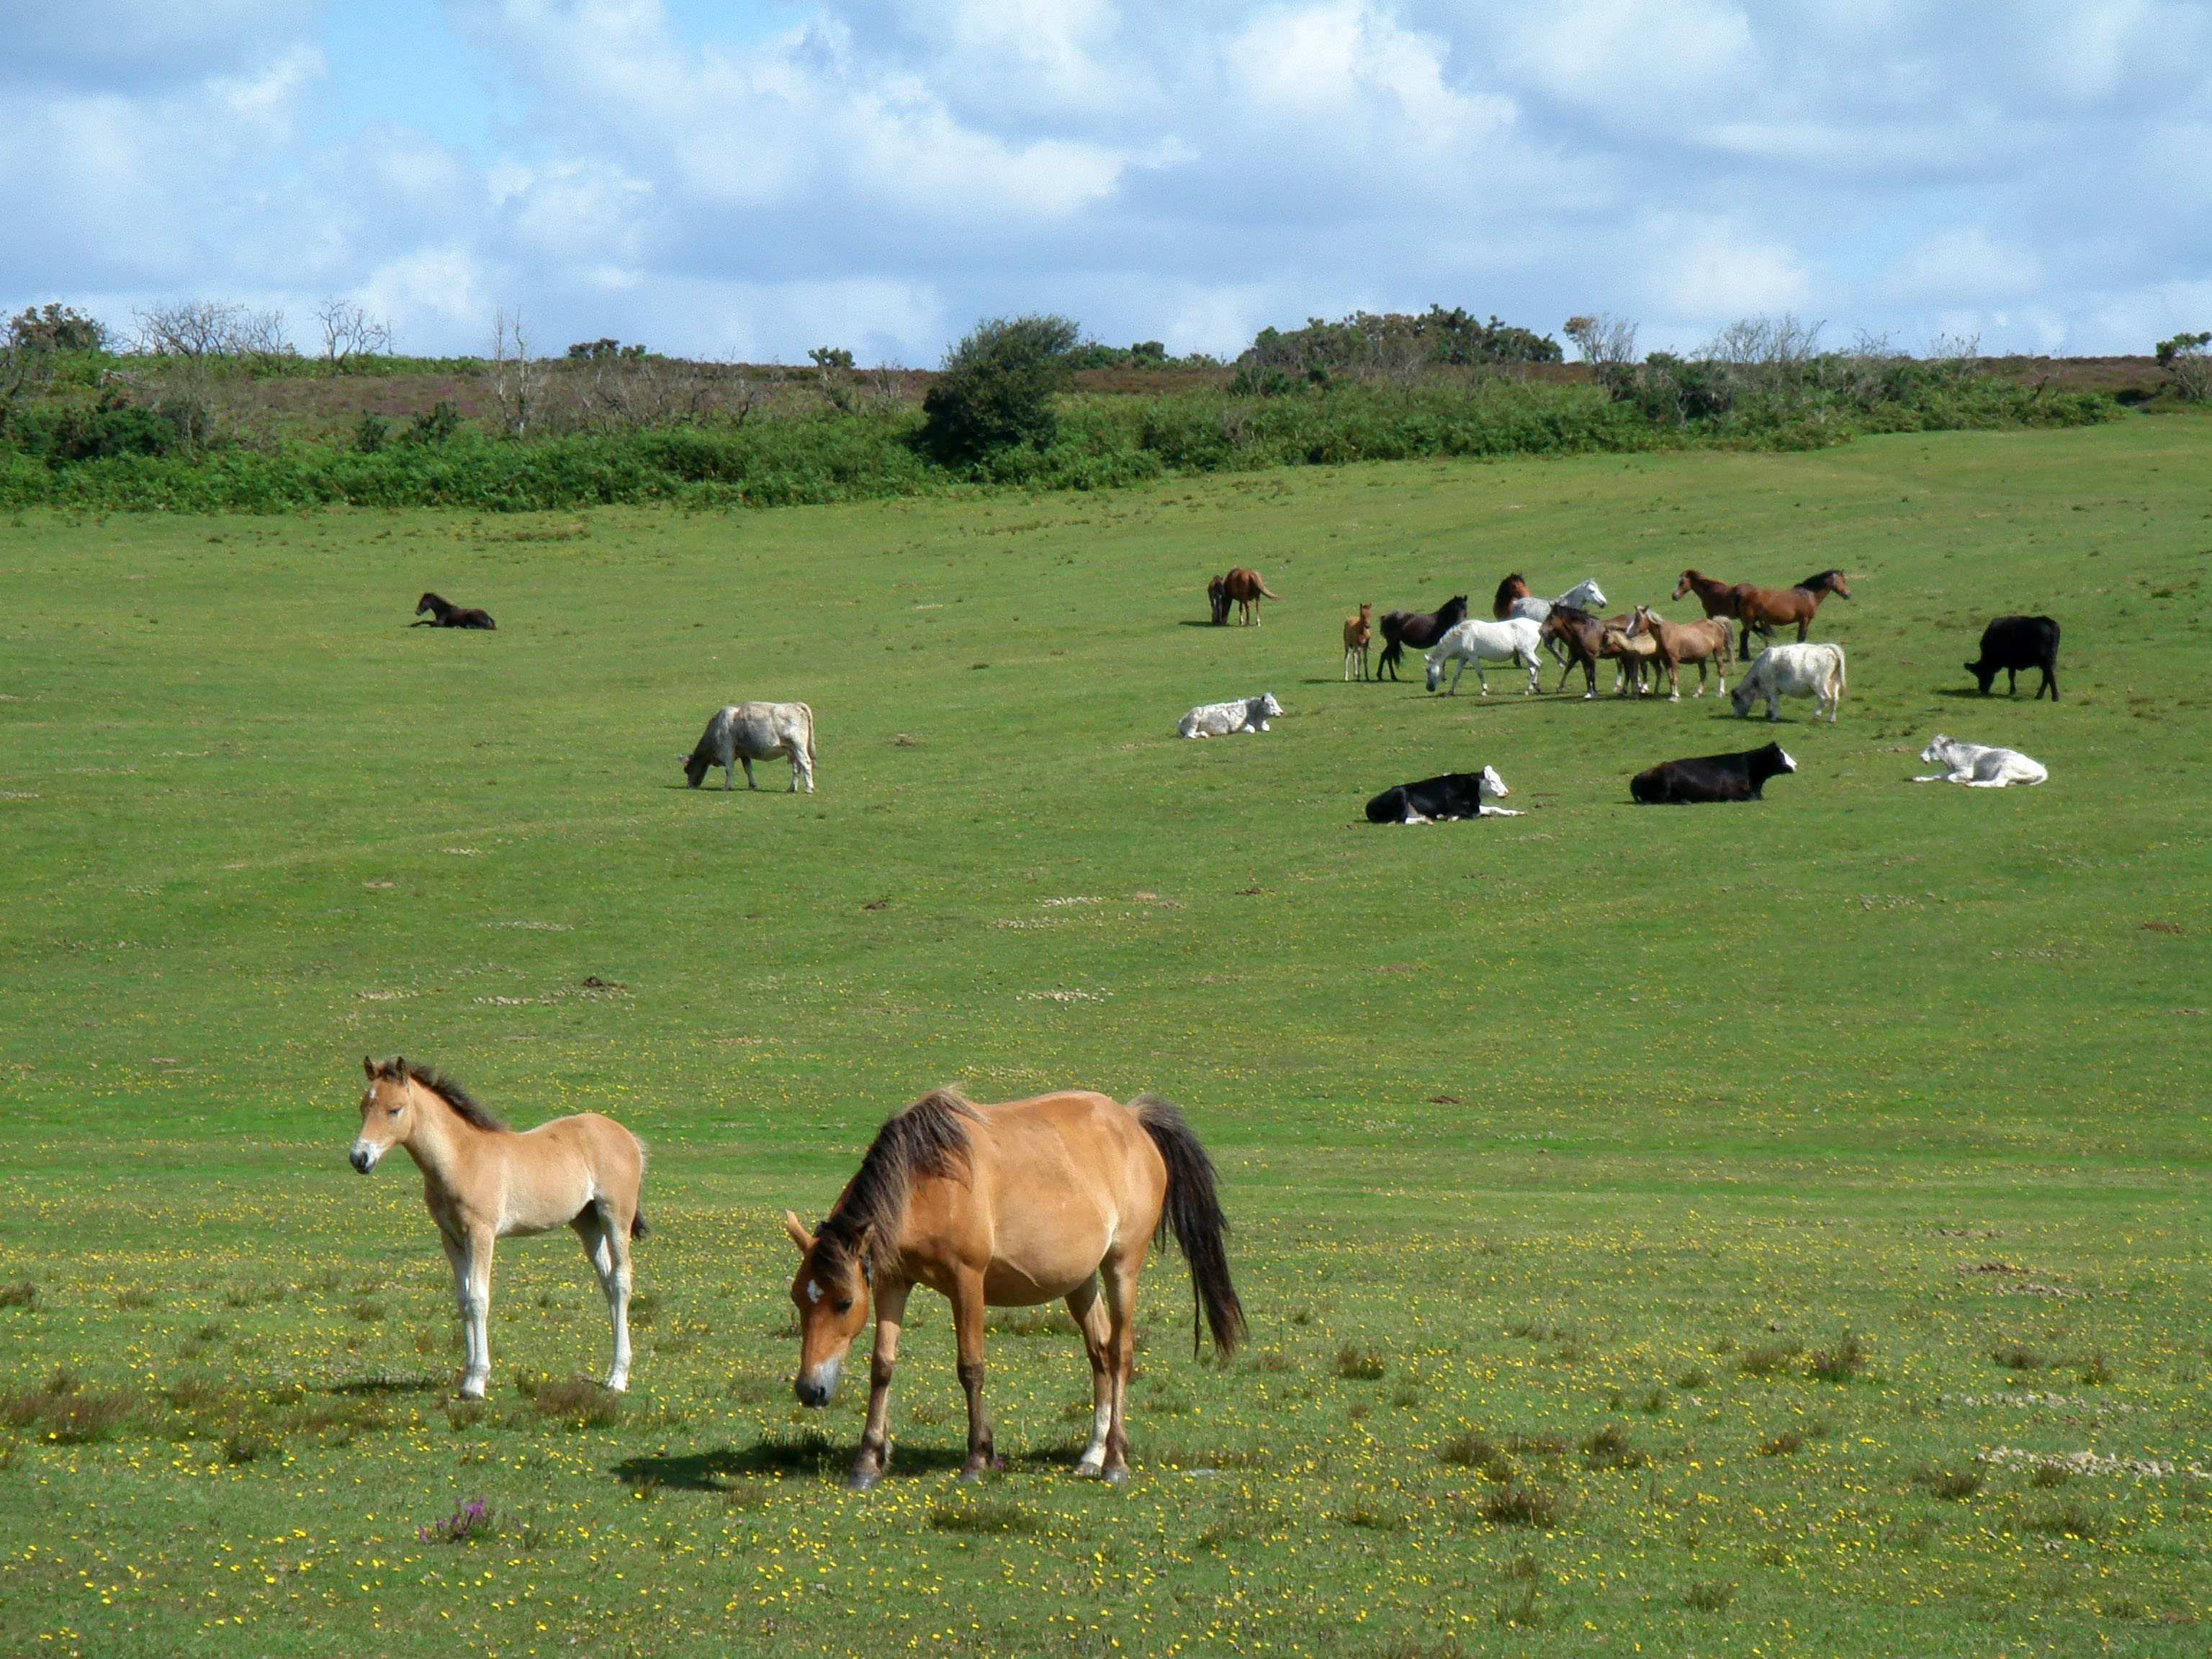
(1133, 1094, 1245, 1358)
(1833, 647, 1847, 701)
(798, 702, 817, 762)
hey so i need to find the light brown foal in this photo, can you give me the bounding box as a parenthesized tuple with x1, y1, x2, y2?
(1342, 603, 1372, 680)
(785, 1087, 1243, 1488)
(1632, 606, 1733, 701)
(349, 1057, 647, 1400)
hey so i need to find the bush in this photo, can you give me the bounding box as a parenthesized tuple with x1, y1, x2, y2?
(919, 313, 1080, 467)
(2155, 331, 2212, 401)
(9, 304, 110, 353)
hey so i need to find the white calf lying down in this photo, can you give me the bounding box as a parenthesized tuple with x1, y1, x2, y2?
(1178, 693, 1282, 737)
(1913, 734, 2048, 787)
(1731, 642, 1846, 722)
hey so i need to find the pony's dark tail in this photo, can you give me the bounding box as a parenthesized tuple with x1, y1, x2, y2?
(1133, 1094, 1245, 1358)
(631, 1208, 649, 1239)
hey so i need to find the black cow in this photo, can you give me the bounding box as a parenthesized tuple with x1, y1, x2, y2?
(1365, 765, 1516, 823)
(1630, 742, 1795, 804)
(1965, 614, 2059, 700)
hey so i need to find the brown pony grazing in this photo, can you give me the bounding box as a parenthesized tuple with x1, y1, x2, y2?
(1671, 570, 1738, 621)
(349, 1057, 647, 1401)
(783, 1087, 1244, 1488)
(1539, 605, 1610, 698)
(1342, 603, 1372, 681)
(1205, 575, 1231, 626)
(1492, 573, 1532, 620)
(1632, 606, 1733, 701)
(1220, 567, 1278, 625)
(1727, 569, 1849, 657)
(414, 592, 496, 629)
(1375, 594, 1469, 680)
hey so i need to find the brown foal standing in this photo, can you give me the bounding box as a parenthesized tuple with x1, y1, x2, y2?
(348, 1057, 647, 1400)
(1633, 606, 1734, 701)
(783, 1087, 1243, 1488)
(1343, 603, 1372, 680)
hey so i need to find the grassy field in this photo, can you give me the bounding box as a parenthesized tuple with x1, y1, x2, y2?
(0, 415, 2208, 1658)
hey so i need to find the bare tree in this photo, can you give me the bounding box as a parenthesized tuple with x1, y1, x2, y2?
(130, 300, 292, 360)
(488, 307, 541, 436)
(316, 300, 393, 366)
(1563, 313, 1640, 365)
(1925, 331, 1982, 363)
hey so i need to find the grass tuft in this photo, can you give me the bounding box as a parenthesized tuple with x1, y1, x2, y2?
(927, 1498, 1039, 1534)
(0, 1280, 40, 1311)
(1334, 1343, 1385, 1380)
(1757, 1430, 1804, 1457)
(1991, 1343, 2042, 1370)
(1737, 1340, 1800, 1377)
(1480, 1482, 1568, 1529)
(1805, 1331, 1869, 1382)
(1682, 1580, 1735, 1612)
(1914, 1465, 1982, 1500)
(1581, 1424, 1647, 1470)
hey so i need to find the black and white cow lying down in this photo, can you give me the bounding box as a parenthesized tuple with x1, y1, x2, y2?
(1365, 765, 1521, 823)
(1629, 742, 1795, 804)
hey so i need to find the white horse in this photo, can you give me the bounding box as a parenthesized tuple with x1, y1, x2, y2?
(1913, 735, 2048, 787)
(1425, 618, 1543, 696)
(1509, 579, 1607, 663)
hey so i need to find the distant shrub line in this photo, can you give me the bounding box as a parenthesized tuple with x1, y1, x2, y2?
(0, 372, 2116, 515)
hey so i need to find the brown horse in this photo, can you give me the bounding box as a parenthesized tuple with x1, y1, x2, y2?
(1728, 570, 1849, 657)
(1376, 594, 1469, 680)
(1492, 573, 1532, 620)
(1601, 624, 1662, 697)
(783, 1087, 1243, 1488)
(1221, 567, 1278, 625)
(1671, 570, 1738, 621)
(349, 1057, 647, 1400)
(1342, 603, 1372, 681)
(414, 592, 496, 629)
(1205, 575, 1231, 626)
(1539, 605, 1611, 698)
(1632, 606, 1732, 701)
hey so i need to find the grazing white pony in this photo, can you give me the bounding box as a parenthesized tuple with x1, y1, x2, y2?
(1913, 734, 2048, 787)
(1424, 618, 1543, 695)
(1178, 693, 1282, 737)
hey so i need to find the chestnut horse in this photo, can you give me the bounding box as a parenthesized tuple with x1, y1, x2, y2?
(1539, 605, 1611, 698)
(1376, 594, 1469, 680)
(784, 1087, 1243, 1488)
(1223, 567, 1278, 626)
(1342, 603, 1372, 681)
(1672, 570, 1738, 621)
(1632, 606, 1733, 701)
(348, 1057, 647, 1400)
(1728, 570, 1849, 657)
(1492, 573, 1532, 620)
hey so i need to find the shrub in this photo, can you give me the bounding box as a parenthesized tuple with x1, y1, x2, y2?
(354, 413, 390, 454)
(1334, 1343, 1385, 1380)
(1480, 1481, 1568, 1528)
(2155, 331, 2212, 401)
(9, 304, 110, 352)
(919, 314, 1080, 467)
(405, 402, 462, 445)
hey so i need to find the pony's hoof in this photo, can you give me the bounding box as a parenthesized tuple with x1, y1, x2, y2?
(1103, 1465, 1130, 1485)
(604, 1377, 629, 1394)
(845, 1468, 881, 1492)
(956, 1466, 987, 1484)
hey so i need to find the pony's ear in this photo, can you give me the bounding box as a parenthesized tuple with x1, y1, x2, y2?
(392, 1056, 409, 1080)
(782, 1210, 814, 1254)
(363, 1055, 377, 1079)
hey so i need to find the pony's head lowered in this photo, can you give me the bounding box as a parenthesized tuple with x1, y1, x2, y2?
(415, 593, 441, 616)
(783, 1088, 976, 1407)
(351, 1056, 503, 1173)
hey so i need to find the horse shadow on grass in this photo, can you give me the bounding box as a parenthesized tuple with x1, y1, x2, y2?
(612, 1435, 1092, 1490)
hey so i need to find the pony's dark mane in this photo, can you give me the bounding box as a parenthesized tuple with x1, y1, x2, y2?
(1550, 603, 1596, 626)
(812, 1088, 976, 1278)
(375, 1056, 506, 1132)
(1437, 594, 1470, 626)
(1798, 570, 1844, 590)
(1491, 575, 1524, 612)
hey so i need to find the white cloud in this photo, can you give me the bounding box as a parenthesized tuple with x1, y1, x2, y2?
(4, 0, 2212, 359)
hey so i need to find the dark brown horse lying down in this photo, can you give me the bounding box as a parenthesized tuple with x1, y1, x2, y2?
(1630, 742, 1795, 804)
(415, 592, 496, 629)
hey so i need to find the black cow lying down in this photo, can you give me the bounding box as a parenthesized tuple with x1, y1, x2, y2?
(1965, 614, 2059, 700)
(1630, 742, 1795, 804)
(1365, 765, 1521, 823)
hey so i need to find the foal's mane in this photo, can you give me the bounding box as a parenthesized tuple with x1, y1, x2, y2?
(373, 1056, 506, 1132)
(813, 1088, 976, 1278)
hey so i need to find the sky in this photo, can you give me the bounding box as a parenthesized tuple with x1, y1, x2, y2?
(3, 0, 2211, 364)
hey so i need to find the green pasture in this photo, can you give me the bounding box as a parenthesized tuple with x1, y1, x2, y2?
(0, 416, 2207, 1657)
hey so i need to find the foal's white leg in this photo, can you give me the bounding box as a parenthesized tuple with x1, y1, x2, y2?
(458, 1231, 495, 1400)
(577, 1208, 634, 1393)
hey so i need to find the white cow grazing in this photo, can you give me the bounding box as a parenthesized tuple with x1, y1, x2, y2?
(1730, 642, 1846, 722)
(1178, 692, 1282, 737)
(1424, 618, 1543, 696)
(1914, 734, 2048, 787)
(682, 701, 817, 792)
